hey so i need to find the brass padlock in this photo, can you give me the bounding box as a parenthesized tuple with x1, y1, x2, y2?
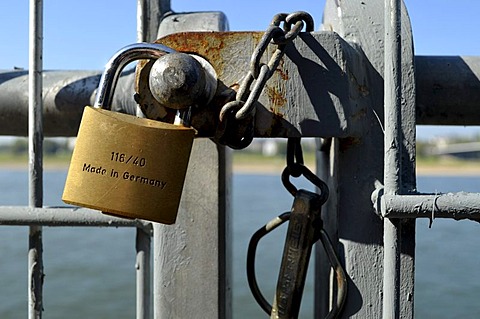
(62, 43, 195, 224)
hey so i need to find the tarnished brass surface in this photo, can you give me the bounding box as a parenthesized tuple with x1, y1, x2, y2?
(62, 106, 195, 224)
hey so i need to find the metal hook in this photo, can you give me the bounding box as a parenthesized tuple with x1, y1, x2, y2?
(281, 164, 329, 205)
(283, 137, 328, 202)
(247, 212, 291, 315)
(247, 189, 347, 319)
(286, 137, 304, 177)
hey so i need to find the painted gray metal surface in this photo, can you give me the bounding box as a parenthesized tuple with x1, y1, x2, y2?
(315, 138, 340, 318)
(0, 206, 152, 230)
(254, 32, 359, 138)
(322, 1, 385, 316)
(135, 5, 160, 317)
(28, 1, 44, 318)
(1, 1, 479, 319)
(415, 56, 480, 125)
(137, 0, 171, 43)
(322, 0, 416, 318)
(383, 193, 480, 220)
(0, 70, 101, 136)
(152, 12, 231, 319)
(158, 11, 229, 35)
(3, 55, 480, 137)
(153, 141, 231, 319)
(134, 30, 362, 138)
(135, 228, 151, 319)
(383, 0, 404, 318)
(0, 69, 144, 136)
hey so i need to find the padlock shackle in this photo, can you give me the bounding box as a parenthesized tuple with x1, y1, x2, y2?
(95, 42, 175, 110)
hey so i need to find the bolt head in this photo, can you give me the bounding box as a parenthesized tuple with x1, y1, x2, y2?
(149, 53, 205, 109)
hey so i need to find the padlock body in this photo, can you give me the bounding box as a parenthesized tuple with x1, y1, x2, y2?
(62, 106, 195, 224)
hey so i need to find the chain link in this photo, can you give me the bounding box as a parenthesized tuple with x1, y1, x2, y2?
(282, 137, 329, 202)
(216, 11, 314, 149)
(286, 137, 304, 178)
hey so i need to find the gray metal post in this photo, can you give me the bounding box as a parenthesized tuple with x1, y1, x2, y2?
(152, 10, 231, 319)
(137, 0, 171, 44)
(134, 1, 170, 317)
(322, 0, 416, 317)
(28, 0, 44, 318)
(315, 138, 339, 318)
(383, 0, 402, 318)
(135, 228, 151, 319)
(415, 56, 480, 125)
(382, 193, 480, 220)
(153, 142, 231, 319)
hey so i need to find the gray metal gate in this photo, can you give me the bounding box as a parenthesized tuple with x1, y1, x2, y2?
(1, 1, 480, 318)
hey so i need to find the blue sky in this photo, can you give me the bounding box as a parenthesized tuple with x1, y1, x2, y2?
(1, 0, 479, 139)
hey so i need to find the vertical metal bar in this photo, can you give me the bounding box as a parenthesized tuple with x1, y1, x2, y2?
(136, 228, 151, 319)
(135, 2, 156, 318)
(383, 0, 402, 318)
(153, 142, 231, 319)
(136, 0, 147, 118)
(137, 0, 147, 43)
(152, 13, 230, 319)
(28, 0, 44, 318)
(135, 0, 171, 118)
(315, 138, 338, 318)
(136, 0, 171, 43)
(383, 219, 401, 318)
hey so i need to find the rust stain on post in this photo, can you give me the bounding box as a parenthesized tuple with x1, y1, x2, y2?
(134, 31, 354, 138)
(275, 59, 290, 81)
(135, 32, 268, 136)
(152, 32, 264, 79)
(265, 85, 287, 115)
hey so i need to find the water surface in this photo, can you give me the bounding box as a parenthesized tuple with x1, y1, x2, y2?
(0, 170, 478, 318)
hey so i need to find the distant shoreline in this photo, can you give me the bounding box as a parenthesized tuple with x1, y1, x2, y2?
(233, 163, 480, 176)
(415, 164, 480, 176)
(1, 161, 479, 176)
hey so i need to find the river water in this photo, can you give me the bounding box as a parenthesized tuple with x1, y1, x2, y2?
(0, 169, 479, 318)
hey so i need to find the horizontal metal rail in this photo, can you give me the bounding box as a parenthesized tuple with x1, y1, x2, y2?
(0, 206, 152, 232)
(415, 56, 480, 125)
(0, 70, 134, 136)
(382, 193, 480, 220)
(2, 55, 480, 137)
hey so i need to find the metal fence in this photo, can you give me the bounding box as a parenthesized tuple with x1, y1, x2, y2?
(1, 1, 480, 319)
(0, 1, 155, 318)
(0, 1, 230, 319)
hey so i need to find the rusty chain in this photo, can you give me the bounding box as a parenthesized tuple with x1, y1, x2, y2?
(216, 11, 314, 149)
